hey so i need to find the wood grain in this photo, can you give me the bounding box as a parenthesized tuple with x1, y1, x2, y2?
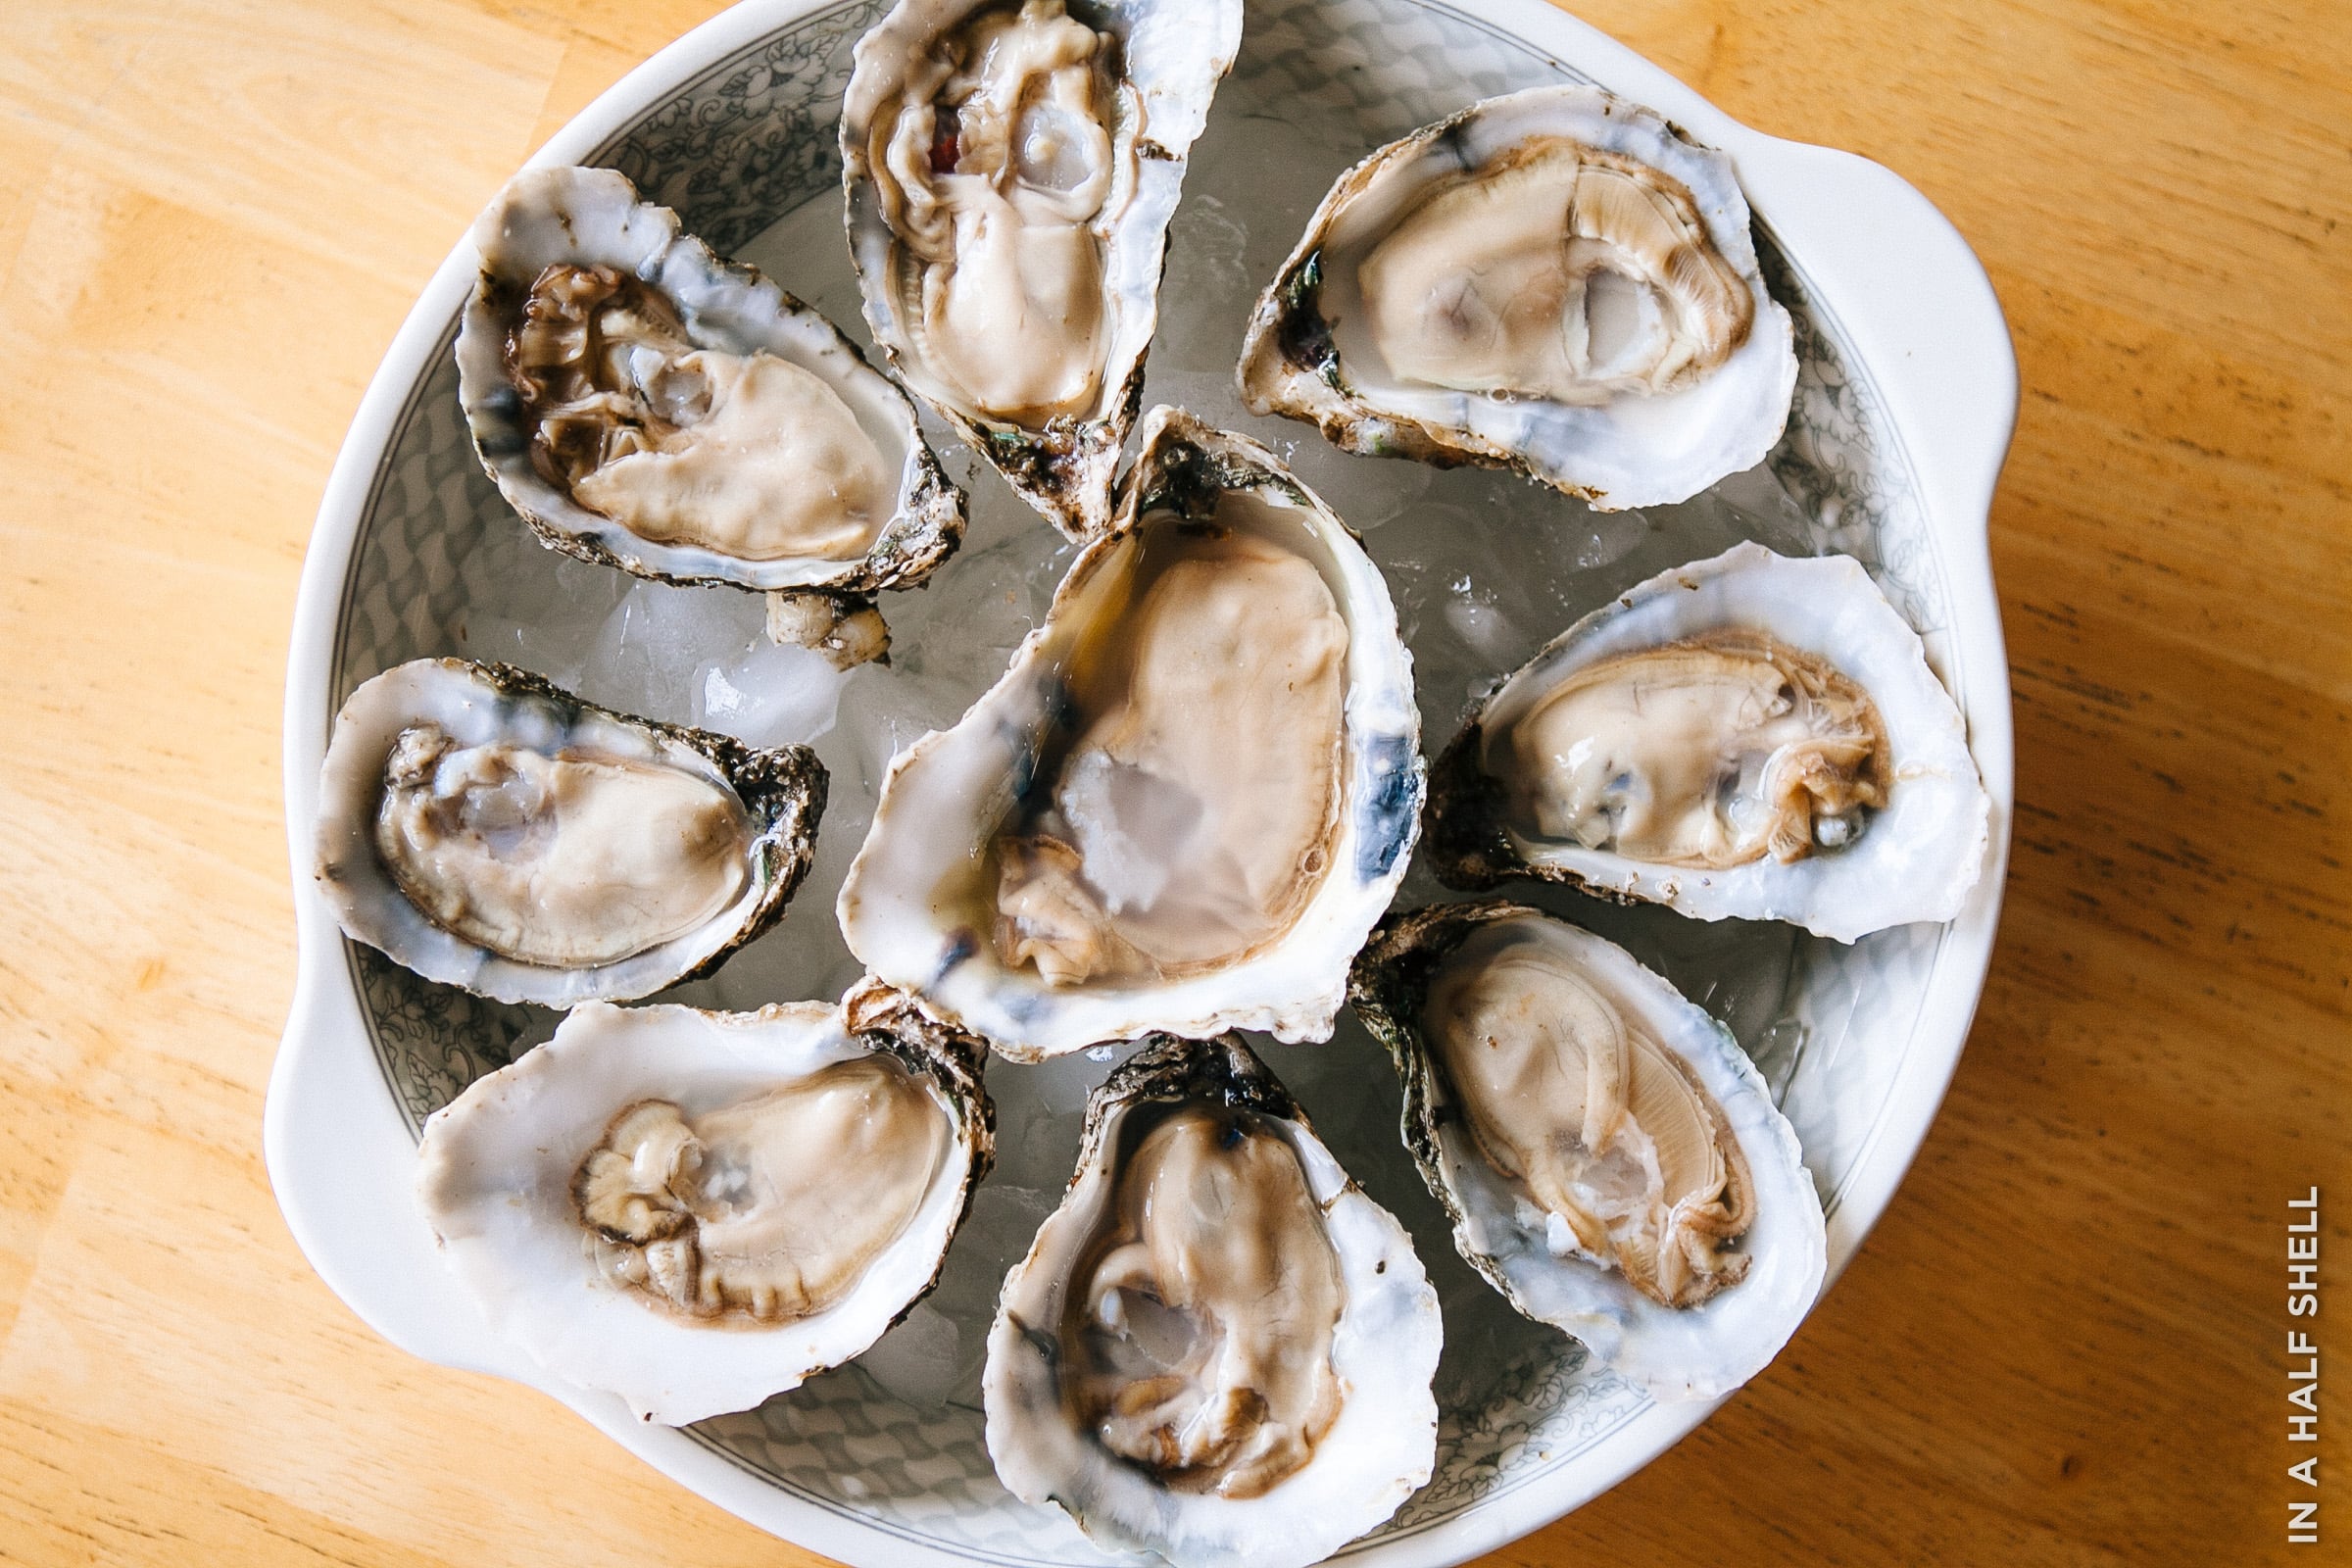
(2, 1, 2344, 1563)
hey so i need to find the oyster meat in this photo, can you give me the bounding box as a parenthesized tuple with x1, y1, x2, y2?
(1503, 629, 1886, 868)
(458, 166, 964, 611)
(984, 1035, 1439, 1568)
(838, 408, 1421, 1058)
(1238, 85, 1796, 511)
(843, 0, 1243, 535)
(1350, 902, 1826, 1400)
(1425, 543, 1989, 940)
(992, 520, 1348, 988)
(315, 659, 824, 1006)
(575, 1057, 945, 1323)
(416, 982, 994, 1425)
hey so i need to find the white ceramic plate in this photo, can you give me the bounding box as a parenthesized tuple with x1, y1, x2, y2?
(267, 2, 2016, 1564)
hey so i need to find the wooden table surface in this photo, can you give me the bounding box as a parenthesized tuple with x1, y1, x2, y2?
(4, 1, 2346, 1563)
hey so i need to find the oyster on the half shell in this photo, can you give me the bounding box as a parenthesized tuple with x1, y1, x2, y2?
(314, 659, 824, 1006)
(842, 0, 1243, 536)
(416, 982, 993, 1425)
(457, 166, 964, 635)
(838, 407, 1422, 1059)
(1238, 85, 1796, 511)
(1350, 901, 1826, 1401)
(984, 1035, 1439, 1568)
(1424, 543, 1989, 941)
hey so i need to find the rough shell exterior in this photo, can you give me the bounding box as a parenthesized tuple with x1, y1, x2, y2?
(982, 1034, 1441, 1568)
(1422, 543, 1990, 941)
(1348, 901, 1827, 1401)
(415, 979, 994, 1425)
(1236, 84, 1797, 512)
(839, 0, 1243, 538)
(835, 406, 1424, 1060)
(314, 659, 825, 1006)
(457, 165, 965, 594)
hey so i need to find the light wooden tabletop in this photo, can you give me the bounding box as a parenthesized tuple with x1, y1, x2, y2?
(4, 1, 2346, 1563)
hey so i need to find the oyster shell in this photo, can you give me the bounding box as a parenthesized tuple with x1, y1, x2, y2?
(457, 166, 964, 609)
(1424, 543, 1989, 940)
(983, 1035, 1439, 1568)
(1350, 902, 1826, 1400)
(314, 659, 824, 1005)
(842, 0, 1243, 536)
(1237, 85, 1796, 511)
(416, 982, 994, 1425)
(837, 407, 1422, 1059)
